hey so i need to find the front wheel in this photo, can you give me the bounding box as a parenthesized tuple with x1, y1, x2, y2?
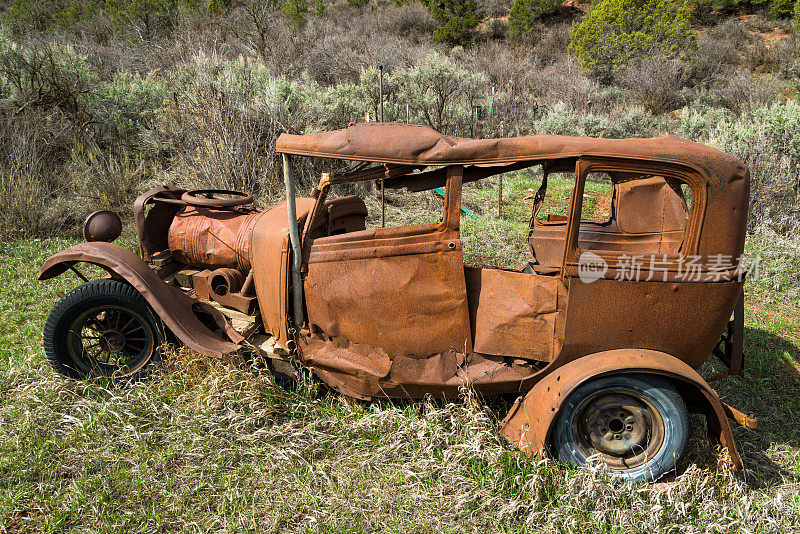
(43, 279, 166, 380)
(551, 374, 689, 482)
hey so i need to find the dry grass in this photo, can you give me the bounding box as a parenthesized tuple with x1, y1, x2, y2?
(2, 191, 800, 531)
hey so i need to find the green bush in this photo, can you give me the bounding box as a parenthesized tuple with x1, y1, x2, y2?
(7, 0, 99, 35)
(427, 0, 483, 46)
(794, 0, 800, 29)
(508, 0, 562, 35)
(281, 0, 309, 26)
(567, 0, 696, 82)
(770, 0, 795, 17)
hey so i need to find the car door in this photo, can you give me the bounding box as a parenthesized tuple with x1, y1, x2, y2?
(303, 166, 472, 357)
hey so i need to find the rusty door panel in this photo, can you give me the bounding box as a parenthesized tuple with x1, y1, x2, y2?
(304, 225, 472, 356)
(465, 267, 567, 361)
(560, 278, 745, 367)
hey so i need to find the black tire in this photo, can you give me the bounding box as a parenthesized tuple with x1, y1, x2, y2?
(551, 374, 689, 482)
(43, 279, 165, 381)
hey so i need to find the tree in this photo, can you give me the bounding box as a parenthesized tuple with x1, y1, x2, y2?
(795, 0, 800, 30)
(426, 0, 483, 46)
(508, 0, 563, 35)
(567, 0, 696, 82)
(105, 0, 199, 39)
(770, 0, 795, 17)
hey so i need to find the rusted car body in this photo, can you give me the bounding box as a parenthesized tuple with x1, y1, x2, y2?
(39, 123, 754, 481)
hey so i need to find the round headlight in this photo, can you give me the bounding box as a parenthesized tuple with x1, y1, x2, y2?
(82, 210, 122, 243)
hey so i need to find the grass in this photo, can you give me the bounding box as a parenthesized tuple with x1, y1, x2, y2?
(1, 175, 800, 532)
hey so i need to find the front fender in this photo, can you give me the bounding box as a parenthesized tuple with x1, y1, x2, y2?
(499, 349, 743, 470)
(39, 242, 242, 358)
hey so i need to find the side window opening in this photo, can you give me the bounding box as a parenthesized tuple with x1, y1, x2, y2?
(459, 166, 541, 270)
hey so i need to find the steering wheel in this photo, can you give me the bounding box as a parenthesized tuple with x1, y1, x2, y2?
(181, 189, 254, 208)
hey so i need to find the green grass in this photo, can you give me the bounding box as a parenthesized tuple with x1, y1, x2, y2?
(1, 178, 800, 531)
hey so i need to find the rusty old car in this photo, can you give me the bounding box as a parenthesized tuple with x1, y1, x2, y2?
(38, 123, 755, 481)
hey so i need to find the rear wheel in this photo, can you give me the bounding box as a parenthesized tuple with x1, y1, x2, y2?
(551, 374, 689, 482)
(43, 279, 165, 380)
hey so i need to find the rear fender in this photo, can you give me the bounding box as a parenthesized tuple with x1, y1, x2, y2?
(499, 349, 743, 470)
(38, 242, 242, 358)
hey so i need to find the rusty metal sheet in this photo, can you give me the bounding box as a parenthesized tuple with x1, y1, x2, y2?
(559, 278, 744, 369)
(464, 267, 567, 361)
(275, 124, 743, 181)
(498, 349, 743, 471)
(38, 242, 241, 358)
(250, 199, 317, 351)
(305, 229, 472, 356)
(168, 206, 261, 271)
(298, 334, 540, 399)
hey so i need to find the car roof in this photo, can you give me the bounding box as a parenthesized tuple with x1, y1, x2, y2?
(277, 123, 750, 260)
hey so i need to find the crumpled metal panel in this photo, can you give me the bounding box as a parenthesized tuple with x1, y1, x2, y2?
(168, 206, 261, 271)
(498, 349, 743, 470)
(38, 242, 241, 358)
(614, 177, 688, 235)
(464, 267, 567, 361)
(298, 334, 540, 399)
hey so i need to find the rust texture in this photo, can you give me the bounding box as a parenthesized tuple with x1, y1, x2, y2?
(38, 242, 241, 357)
(498, 349, 744, 470)
(41, 122, 754, 473)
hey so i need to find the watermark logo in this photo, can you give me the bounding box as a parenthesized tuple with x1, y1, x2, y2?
(577, 252, 760, 283)
(578, 251, 609, 283)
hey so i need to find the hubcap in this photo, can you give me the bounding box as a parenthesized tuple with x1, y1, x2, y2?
(572, 390, 665, 470)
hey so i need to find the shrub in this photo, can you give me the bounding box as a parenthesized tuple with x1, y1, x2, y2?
(508, 0, 562, 35)
(617, 58, 686, 114)
(770, 0, 795, 17)
(427, 0, 483, 46)
(105, 0, 199, 39)
(7, 0, 100, 35)
(795, 0, 800, 30)
(684, 102, 800, 236)
(156, 56, 286, 197)
(567, 0, 697, 82)
(401, 52, 488, 132)
(380, 2, 436, 39)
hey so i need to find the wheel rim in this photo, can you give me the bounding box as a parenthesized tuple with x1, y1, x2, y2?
(571, 389, 666, 470)
(66, 305, 156, 376)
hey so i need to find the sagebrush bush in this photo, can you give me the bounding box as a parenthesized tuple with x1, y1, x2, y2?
(686, 101, 800, 235)
(568, 0, 697, 82)
(617, 58, 686, 114)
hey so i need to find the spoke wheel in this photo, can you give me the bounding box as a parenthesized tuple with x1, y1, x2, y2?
(44, 279, 165, 380)
(551, 374, 689, 482)
(66, 305, 155, 376)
